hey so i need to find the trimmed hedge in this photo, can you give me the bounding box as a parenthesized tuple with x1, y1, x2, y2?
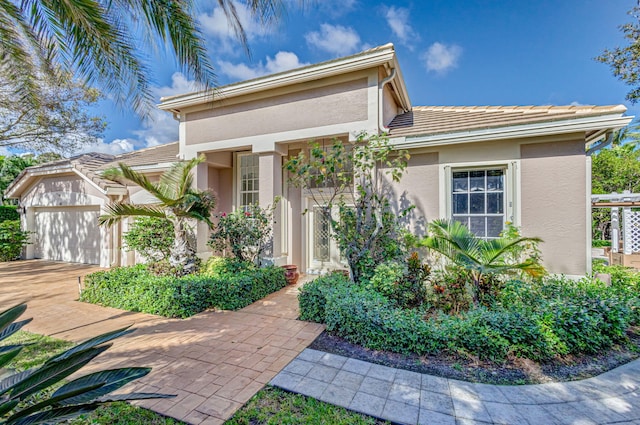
(299, 274, 637, 362)
(0, 206, 18, 223)
(81, 261, 286, 318)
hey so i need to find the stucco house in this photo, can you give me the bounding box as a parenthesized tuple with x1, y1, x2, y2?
(7, 44, 632, 276)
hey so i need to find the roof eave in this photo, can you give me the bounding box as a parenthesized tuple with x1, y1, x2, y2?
(158, 45, 398, 112)
(5, 164, 75, 199)
(392, 113, 634, 149)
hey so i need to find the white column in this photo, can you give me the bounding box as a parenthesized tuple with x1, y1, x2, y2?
(611, 207, 620, 253)
(258, 152, 285, 265)
(623, 207, 632, 255)
(194, 161, 211, 258)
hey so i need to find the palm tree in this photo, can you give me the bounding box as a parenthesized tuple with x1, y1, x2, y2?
(424, 219, 546, 306)
(0, 0, 286, 115)
(99, 157, 216, 275)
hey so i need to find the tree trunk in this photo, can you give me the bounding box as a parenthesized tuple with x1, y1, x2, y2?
(169, 216, 197, 276)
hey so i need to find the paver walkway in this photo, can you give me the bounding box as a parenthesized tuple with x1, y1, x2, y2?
(272, 348, 640, 425)
(0, 260, 324, 425)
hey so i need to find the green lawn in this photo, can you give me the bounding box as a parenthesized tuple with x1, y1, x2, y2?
(226, 386, 388, 425)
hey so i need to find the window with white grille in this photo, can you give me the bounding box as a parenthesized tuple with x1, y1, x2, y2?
(451, 169, 505, 238)
(237, 153, 259, 208)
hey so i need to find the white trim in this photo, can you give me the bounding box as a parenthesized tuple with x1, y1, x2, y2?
(395, 114, 633, 149)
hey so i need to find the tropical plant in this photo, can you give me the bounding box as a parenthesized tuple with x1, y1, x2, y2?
(208, 201, 278, 265)
(122, 217, 174, 263)
(424, 219, 546, 306)
(0, 0, 286, 115)
(284, 133, 413, 283)
(99, 157, 216, 276)
(0, 303, 171, 424)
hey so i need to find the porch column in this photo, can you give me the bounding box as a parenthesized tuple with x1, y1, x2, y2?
(258, 151, 285, 265)
(611, 207, 619, 253)
(194, 160, 211, 258)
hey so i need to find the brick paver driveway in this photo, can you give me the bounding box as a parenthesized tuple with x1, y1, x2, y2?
(0, 260, 324, 425)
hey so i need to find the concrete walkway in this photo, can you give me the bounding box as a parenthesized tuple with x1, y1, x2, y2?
(271, 348, 640, 425)
(0, 260, 324, 425)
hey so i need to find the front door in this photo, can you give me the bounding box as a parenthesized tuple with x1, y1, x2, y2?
(307, 204, 346, 273)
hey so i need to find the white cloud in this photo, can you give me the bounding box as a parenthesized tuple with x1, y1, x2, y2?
(317, 0, 358, 17)
(154, 72, 197, 98)
(422, 42, 462, 74)
(198, 2, 270, 52)
(305, 24, 361, 56)
(219, 51, 309, 81)
(383, 6, 418, 48)
(570, 101, 586, 106)
(79, 138, 135, 155)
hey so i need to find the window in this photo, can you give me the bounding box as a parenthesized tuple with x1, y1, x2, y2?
(452, 169, 505, 238)
(237, 153, 259, 208)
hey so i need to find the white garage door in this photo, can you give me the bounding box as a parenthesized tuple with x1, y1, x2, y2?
(34, 206, 101, 264)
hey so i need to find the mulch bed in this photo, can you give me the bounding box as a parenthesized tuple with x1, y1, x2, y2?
(309, 329, 640, 385)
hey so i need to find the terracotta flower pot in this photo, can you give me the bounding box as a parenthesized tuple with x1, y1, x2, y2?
(282, 265, 299, 285)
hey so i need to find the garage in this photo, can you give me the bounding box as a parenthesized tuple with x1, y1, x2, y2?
(33, 206, 102, 264)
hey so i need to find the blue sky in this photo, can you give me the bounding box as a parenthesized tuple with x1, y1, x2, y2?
(83, 0, 637, 155)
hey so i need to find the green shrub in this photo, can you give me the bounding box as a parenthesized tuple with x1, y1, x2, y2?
(592, 239, 612, 248)
(0, 205, 18, 222)
(201, 256, 252, 277)
(122, 217, 174, 262)
(0, 220, 29, 261)
(82, 261, 286, 318)
(208, 265, 286, 310)
(208, 202, 277, 265)
(302, 273, 637, 362)
(298, 272, 350, 322)
(368, 254, 429, 309)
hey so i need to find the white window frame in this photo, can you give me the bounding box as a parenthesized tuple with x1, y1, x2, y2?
(439, 160, 520, 236)
(235, 152, 259, 210)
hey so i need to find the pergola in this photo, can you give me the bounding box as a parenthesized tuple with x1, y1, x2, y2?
(592, 191, 640, 256)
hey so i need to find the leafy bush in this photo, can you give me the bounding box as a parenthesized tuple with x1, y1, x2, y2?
(209, 202, 277, 265)
(298, 272, 350, 322)
(301, 273, 637, 362)
(368, 253, 430, 309)
(0, 220, 29, 261)
(123, 217, 174, 262)
(0, 205, 18, 222)
(82, 260, 286, 318)
(430, 267, 473, 314)
(592, 239, 612, 248)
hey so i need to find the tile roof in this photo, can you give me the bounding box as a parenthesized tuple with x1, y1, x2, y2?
(387, 105, 628, 138)
(100, 142, 179, 169)
(7, 142, 179, 196)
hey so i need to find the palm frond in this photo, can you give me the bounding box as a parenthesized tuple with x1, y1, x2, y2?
(159, 156, 203, 200)
(98, 203, 167, 227)
(103, 163, 174, 205)
(116, 0, 216, 95)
